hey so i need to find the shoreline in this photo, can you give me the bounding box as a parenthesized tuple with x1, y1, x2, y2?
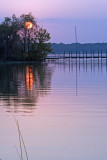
(0, 60, 45, 65)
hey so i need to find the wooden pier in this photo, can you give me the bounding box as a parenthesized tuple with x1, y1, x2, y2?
(46, 51, 107, 59)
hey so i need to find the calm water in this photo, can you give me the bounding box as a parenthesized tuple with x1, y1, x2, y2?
(0, 59, 107, 160)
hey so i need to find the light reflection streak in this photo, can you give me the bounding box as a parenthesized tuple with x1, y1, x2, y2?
(26, 66, 34, 91)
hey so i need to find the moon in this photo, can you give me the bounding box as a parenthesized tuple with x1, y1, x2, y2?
(25, 22, 33, 29)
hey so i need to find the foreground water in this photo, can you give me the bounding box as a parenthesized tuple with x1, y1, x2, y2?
(0, 59, 107, 160)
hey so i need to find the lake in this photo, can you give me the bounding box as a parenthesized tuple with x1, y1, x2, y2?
(0, 58, 107, 160)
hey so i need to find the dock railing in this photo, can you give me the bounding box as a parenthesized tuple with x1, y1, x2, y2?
(46, 50, 107, 59)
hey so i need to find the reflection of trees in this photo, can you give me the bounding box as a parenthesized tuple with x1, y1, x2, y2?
(0, 63, 53, 113)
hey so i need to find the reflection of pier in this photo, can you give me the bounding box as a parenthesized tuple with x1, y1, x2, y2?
(46, 51, 107, 73)
(47, 55, 107, 96)
(47, 57, 107, 72)
(46, 51, 107, 59)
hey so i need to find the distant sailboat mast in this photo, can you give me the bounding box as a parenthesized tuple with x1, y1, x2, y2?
(75, 26, 78, 52)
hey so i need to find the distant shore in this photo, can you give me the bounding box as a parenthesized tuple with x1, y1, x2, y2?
(51, 42, 107, 53)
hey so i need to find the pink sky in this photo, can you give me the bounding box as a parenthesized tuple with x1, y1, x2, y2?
(0, 0, 107, 43)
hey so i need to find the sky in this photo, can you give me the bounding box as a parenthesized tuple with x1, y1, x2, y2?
(0, 0, 107, 43)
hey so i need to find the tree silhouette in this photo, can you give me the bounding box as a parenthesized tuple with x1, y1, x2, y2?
(0, 13, 52, 61)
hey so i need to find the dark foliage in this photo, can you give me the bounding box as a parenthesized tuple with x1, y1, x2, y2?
(0, 13, 52, 61)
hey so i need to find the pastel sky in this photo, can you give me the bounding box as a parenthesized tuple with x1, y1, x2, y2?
(0, 0, 107, 43)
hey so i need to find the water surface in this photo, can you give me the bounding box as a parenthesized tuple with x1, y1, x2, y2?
(0, 59, 107, 160)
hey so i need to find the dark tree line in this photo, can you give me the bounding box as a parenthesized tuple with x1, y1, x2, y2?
(0, 13, 52, 61)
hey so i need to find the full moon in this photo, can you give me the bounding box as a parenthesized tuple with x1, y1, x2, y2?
(25, 22, 33, 29)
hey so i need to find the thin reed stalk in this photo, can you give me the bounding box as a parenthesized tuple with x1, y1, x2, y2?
(14, 116, 29, 160)
(14, 145, 22, 160)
